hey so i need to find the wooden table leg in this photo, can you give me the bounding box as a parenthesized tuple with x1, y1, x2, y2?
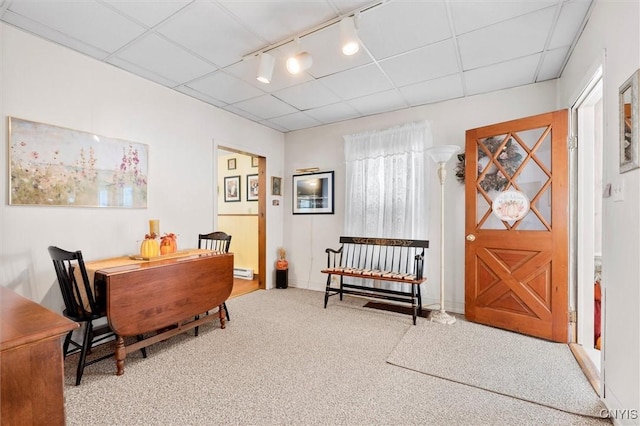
(115, 335, 126, 376)
(219, 305, 226, 329)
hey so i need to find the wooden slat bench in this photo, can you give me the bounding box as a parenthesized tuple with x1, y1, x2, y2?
(321, 236, 429, 325)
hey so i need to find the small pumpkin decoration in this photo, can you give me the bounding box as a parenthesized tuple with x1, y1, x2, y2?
(160, 233, 178, 255)
(140, 233, 160, 258)
(503, 201, 520, 219)
(275, 247, 288, 270)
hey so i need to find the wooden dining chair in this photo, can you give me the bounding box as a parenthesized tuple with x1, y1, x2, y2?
(48, 246, 146, 385)
(197, 232, 232, 327)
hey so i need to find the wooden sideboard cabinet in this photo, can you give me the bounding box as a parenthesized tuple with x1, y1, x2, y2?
(1, 286, 78, 425)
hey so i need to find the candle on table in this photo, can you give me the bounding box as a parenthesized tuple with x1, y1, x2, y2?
(149, 219, 159, 237)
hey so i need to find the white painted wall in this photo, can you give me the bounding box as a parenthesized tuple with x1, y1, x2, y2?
(283, 81, 558, 313)
(558, 1, 640, 422)
(1, 0, 639, 417)
(0, 23, 285, 307)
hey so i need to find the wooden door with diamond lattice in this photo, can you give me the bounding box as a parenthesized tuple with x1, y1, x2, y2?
(464, 110, 569, 343)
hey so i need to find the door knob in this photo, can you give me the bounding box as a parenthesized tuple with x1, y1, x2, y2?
(466, 234, 476, 241)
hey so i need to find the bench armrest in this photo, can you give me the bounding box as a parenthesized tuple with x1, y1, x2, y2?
(325, 247, 342, 254)
(325, 246, 343, 269)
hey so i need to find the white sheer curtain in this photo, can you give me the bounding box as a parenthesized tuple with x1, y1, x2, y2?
(343, 121, 433, 240)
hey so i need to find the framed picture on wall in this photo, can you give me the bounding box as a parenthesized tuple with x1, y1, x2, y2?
(224, 176, 241, 202)
(8, 116, 148, 208)
(292, 171, 334, 214)
(251, 156, 259, 167)
(227, 158, 237, 170)
(620, 68, 639, 173)
(272, 176, 282, 196)
(247, 174, 259, 201)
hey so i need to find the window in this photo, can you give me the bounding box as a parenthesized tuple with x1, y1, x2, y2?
(343, 121, 433, 239)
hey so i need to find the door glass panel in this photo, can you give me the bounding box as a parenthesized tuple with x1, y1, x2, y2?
(477, 126, 553, 231)
(476, 193, 496, 229)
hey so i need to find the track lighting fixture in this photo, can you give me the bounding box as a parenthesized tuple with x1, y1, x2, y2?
(256, 52, 275, 84)
(247, 11, 365, 77)
(340, 16, 359, 56)
(286, 51, 313, 75)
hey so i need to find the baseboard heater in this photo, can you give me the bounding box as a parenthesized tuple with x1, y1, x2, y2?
(233, 267, 254, 280)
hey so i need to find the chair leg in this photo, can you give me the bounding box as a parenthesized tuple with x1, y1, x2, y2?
(75, 321, 93, 386)
(324, 274, 331, 308)
(223, 302, 230, 321)
(195, 304, 228, 336)
(137, 335, 147, 358)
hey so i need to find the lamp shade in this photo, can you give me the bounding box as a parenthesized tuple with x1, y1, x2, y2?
(340, 16, 359, 56)
(256, 53, 275, 84)
(286, 52, 312, 74)
(426, 145, 460, 163)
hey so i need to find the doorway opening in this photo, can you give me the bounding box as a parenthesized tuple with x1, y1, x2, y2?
(217, 147, 266, 291)
(570, 66, 603, 389)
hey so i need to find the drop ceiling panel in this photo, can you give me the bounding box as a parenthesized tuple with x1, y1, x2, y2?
(458, 7, 555, 71)
(464, 54, 542, 96)
(6, 0, 146, 53)
(319, 63, 394, 101)
(175, 86, 228, 108)
(399, 74, 464, 106)
(304, 102, 362, 124)
(186, 71, 264, 104)
(155, 2, 265, 68)
(108, 56, 181, 87)
(111, 33, 216, 84)
(537, 47, 570, 81)
(219, 1, 337, 44)
(268, 112, 323, 132)
(347, 89, 408, 116)
(232, 95, 298, 120)
(104, 0, 191, 28)
(358, 1, 452, 60)
(274, 80, 341, 110)
(259, 120, 288, 132)
(548, 1, 593, 49)
(222, 104, 263, 122)
(1, 9, 111, 59)
(449, 0, 556, 35)
(380, 39, 460, 88)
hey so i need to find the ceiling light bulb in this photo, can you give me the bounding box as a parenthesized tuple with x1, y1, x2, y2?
(340, 16, 360, 56)
(342, 40, 359, 56)
(286, 52, 312, 74)
(256, 52, 275, 84)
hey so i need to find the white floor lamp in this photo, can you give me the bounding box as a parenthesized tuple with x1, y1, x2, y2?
(426, 145, 460, 325)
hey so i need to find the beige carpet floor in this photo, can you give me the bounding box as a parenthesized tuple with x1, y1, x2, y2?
(63, 288, 611, 425)
(386, 317, 606, 417)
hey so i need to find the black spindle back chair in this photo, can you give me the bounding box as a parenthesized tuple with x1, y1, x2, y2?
(197, 232, 232, 325)
(198, 231, 232, 253)
(48, 246, 146, 385)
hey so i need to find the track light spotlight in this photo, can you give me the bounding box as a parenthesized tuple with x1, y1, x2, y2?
(256, 52, 275, 84)
(286, 52, 313, 74)
(340, 16, 360, 56)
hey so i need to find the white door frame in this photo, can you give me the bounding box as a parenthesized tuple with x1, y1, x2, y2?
(570, 66, 604, 380)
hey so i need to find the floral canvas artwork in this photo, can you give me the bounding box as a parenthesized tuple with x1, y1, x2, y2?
(9, 117, 148, 208)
